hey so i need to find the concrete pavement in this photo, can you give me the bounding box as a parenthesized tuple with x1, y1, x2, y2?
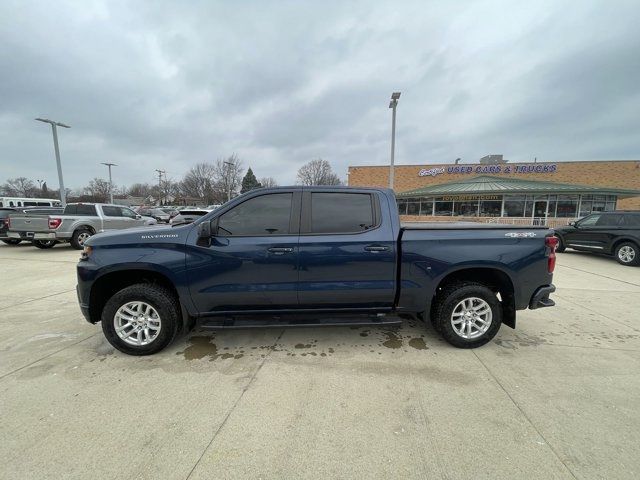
(0, 242, 638, 479)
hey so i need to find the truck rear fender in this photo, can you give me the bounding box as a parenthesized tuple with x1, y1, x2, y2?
(429, 267, 517, 329)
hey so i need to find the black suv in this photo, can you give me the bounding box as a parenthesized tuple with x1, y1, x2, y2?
(554, 211, 640, 266)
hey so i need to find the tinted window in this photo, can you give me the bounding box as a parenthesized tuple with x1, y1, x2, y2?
(578, 214, 600, 226)
(218, 193, 292, 236)
(595, 214, 622, 227)
(310, 193, 374, 233)
(121, 208, 137, 218)
(64, 204, 77, 214)
(76, 205, 97, 216)
(102, 206, 122, 217)
(622, 214, 640, 227)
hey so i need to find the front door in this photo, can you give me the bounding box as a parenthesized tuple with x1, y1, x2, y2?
(186, 191, 301, 314)
(297, 190, 396, 309)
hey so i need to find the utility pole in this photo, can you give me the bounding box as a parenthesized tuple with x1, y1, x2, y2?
(35, 118, 70, 207)
(223, 161, 233, 202)
(388, 92, 401, 190)
(155, 169, 166, 205)
(101, 163, 117, 204)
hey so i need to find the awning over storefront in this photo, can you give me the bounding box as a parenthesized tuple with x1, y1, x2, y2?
(396, 175, 640, 198)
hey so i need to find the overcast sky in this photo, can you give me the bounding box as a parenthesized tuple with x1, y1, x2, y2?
(1, 0, 639, 190)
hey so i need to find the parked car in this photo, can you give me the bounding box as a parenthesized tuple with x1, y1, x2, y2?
(553, 211, 640, 266)
(169, 208, 211, 225)
(8, 203, 155, 249)
(76, 186, 557, 355)
(136, 207, 171, 223)
(1, 207, 64, 246)
(161, 208, 179, 220)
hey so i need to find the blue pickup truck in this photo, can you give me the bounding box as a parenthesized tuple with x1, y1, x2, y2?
(76, 186, 557, 355)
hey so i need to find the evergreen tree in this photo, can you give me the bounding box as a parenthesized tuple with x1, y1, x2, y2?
(240, 167, 262, 193)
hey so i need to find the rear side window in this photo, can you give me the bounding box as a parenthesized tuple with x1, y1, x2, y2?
(77, 205, 97, 216)
(310, 193, 375, 234)
(218, 193, 292, 236)
(595, 214, 622, 226)
(622, 214, 640, 226)
(102, 206, 122, 217)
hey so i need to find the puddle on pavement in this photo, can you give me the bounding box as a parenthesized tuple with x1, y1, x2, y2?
(174, 322, 431, 362)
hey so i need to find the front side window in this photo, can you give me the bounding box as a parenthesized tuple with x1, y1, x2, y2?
(310, 193, 374, 234)
(121, 208, 137, 218)
(578, 214, 601, 226)
(218, 193, 292, 236)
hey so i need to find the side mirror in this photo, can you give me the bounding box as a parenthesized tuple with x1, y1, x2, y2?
(197, 221, 211, 238)
(136, 214, 142, 219)
(568, 221, 576, 227)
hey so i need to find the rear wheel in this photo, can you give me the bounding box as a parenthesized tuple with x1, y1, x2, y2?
(432, 282, 502, 348)
(101, 284, 180, 355)
(33, 240, 57, 249)
(70, 228, 92, 250)
(615, 242, 639, 266)
(1, 239, 22, 245)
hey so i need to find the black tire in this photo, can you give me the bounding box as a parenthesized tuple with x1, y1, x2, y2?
(101, 284, 180, 355)
(554, 234, 566, 253)
(614, 242, 639, 266)
(1, 238, 22, 245)
(70, 228, 93, 250)
(432, 282, 502, 348)
(33, 240, 58, 249)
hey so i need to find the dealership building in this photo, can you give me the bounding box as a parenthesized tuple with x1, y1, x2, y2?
(348, 160, 640, 226)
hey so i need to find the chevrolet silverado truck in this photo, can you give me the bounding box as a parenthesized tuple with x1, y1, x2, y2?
(8, 203, 155, 249)
(76, 186, 557, 355)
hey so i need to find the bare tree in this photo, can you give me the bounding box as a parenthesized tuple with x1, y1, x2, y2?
(1, 177, 37, 196)
(84, 178, 111, 202)
(296, 159, 342, 186)
(180, 162, 218, 203)
(128, 183, 154, 198)
(213, 154, 243, 201)
(259, 177, 278, 188)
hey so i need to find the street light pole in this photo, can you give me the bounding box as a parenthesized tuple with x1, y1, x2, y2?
(101, 163, 117, 204)
(224, 161, 233, 202)
(388, 92, 401, 190)
(36, 118, 70, 207)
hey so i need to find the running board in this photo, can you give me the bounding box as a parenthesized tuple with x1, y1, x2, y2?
(198, 313, 402, 330)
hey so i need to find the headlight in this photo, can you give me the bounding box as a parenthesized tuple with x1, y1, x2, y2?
(80, 246, 93, 261)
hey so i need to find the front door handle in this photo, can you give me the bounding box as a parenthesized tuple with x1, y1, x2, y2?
(268, 247, 294, 255)
(364, 245, 389, 252)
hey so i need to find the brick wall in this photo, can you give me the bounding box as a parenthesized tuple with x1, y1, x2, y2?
(348, 160, 640, 210)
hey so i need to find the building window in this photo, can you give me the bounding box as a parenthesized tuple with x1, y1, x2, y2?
(454, 200, 478, 216)
(503, 196, 526, 217)
(407, 201, 420, 215)
(434, 200, 453, 216)
(479, 199, 502, 216)
(556, 195, 579, 217)
(397, 200, 407, 215)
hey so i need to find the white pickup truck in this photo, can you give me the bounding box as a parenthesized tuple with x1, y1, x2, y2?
(7, 203, 156, 249)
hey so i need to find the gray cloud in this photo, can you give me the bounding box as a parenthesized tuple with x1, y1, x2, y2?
(1, 0, 639, 191)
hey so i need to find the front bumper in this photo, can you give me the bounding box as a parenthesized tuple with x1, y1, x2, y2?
(8, 231, 59, 240)
(529, 284, 556, 309)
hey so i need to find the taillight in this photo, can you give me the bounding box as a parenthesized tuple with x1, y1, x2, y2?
(545, 236, 558, 273)
(49, 217, 62, 229)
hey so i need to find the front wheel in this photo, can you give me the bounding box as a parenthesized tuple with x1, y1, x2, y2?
(432, 282, 502, 348)
(101, 284, 180, 355)
(554, 234, 566, 253)
(1, 239, 22, 245)
(33, 240, 58, 249)
(615, 242, 639, 266)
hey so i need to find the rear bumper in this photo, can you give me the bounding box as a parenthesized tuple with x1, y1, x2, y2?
(529, 284, 556, 309)
(8, 231, 59, 240)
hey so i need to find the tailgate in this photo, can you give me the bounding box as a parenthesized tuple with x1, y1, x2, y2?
(8, 215, 51, 233)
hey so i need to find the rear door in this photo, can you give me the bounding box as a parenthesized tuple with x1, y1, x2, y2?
(297, 190, 396, 309)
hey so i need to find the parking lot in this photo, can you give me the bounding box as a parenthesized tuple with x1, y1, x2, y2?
(1, 242, 639, 480)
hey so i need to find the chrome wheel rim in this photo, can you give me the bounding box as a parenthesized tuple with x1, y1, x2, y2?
(451, 297, 492, 339)
(618, 246, 635, 263)
(113, 301, 161, 346)
(77, 232, 91, 246)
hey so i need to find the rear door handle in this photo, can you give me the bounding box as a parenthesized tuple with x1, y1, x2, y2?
(268, 247, 294, 255)
(364, 245, 389, 252)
